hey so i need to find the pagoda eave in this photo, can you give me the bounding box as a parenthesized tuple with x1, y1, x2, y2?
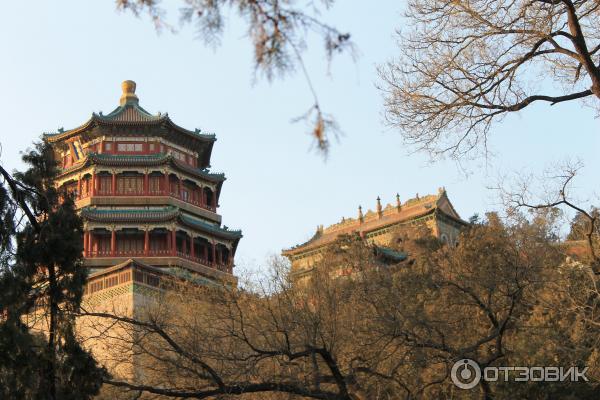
(85, 258, 237, 286)
(56, 153, 226, 184)
(81, 207, 242, 243)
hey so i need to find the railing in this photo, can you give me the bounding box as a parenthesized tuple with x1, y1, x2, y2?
(76, 188, 216, 212)
(114, 189, 146, 196)
(88, 250, 112, 257)
(85, 250, 232, 273)
(176, 251, 231, 272)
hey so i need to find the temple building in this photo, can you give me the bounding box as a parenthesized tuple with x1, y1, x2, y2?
(282, 188, 467, 283)
(45, 80, 242, 292)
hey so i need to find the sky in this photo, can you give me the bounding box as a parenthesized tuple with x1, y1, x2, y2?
(0, 1, 598, 274)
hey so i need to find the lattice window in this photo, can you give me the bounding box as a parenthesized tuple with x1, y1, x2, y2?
(134, 270, 144, 282)
(117, 143, 143, 152)
(150, 234, 168, 251)
(88, 280, 103, 294)
(92, 234, 111, 256)
(98, 176, 112, 194)
(119, 271, 131, 284)
(149, 176, 162, 193)
(117, 176, 143, 194)
(105, 275, 119, 289)
(117, 235, 143, 253)
(146, 274, 160, 287)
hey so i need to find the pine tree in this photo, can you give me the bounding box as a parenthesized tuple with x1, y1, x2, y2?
(0, 140, 105, 400)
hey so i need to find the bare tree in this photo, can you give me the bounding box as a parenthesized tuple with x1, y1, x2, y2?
(117, 0, 354, 154)
(380, 0, 600, 158)
(75, 224, 599, 400)
(498, 162, 599, 270)
(81, 256, 379, 400)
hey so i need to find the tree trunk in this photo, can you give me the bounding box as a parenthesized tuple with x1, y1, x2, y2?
(47, 263, 58, 400)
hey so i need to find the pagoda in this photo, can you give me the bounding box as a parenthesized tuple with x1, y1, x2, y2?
(45, 80, 242, 290)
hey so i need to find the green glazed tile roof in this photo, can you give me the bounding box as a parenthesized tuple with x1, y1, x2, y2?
(44, 109, 216, 141)
(59, 153, 225, 182)
(98, 103, 162, 123)
(81, 206, 179, 222)
(91, 153, 166, 162)
(374, 246, 407, 262)
(180, 214, 242, 239)
(44, 82, 217, 170)
(81, 206, 242, 240)
(44, 101, 216, 141)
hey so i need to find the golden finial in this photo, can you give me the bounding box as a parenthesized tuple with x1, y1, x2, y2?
(120, 80, 139, 106)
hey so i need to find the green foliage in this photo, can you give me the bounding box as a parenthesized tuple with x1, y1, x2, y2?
(0, 140, 105, 400)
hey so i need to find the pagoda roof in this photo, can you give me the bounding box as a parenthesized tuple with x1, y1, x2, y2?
(59, 153, 226, 184)
(81, 206, 242, 243)
(374, 246, 408, 263)
(44, 81, 216, 168)
(282, 188, 467, 256)
(87, 258, 231, 287)
(44, 105, 215, 143)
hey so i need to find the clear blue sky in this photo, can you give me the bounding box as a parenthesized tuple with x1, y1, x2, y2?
(0, 1, 598, 274)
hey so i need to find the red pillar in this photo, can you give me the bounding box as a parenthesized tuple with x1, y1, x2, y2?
(171, 229, 177, 256)
(212, 191, 217, 210)
(212, 243, 217, 266)
(77, 177, 82, 200)
(88, 231, 92, 257)
(164, 173, 170, 196)
(203, 244, 208, 263)
(90, 232, 95, 256)
(90, 173, 96, 196)
(144, 173, 149, 195)
(110, 230, 116, 257)
(144, 229, 149, 256)
(190, 236, 195, 259)
(178, 178, 182, 199)
(83, 231, 88, 257)
(112, 173, 117, 195)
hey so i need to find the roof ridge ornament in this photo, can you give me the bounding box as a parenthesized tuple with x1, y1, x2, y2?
(119, 80, 139, 106)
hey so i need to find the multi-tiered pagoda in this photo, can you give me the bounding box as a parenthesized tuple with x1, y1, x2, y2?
(46, 81, 242, 290)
